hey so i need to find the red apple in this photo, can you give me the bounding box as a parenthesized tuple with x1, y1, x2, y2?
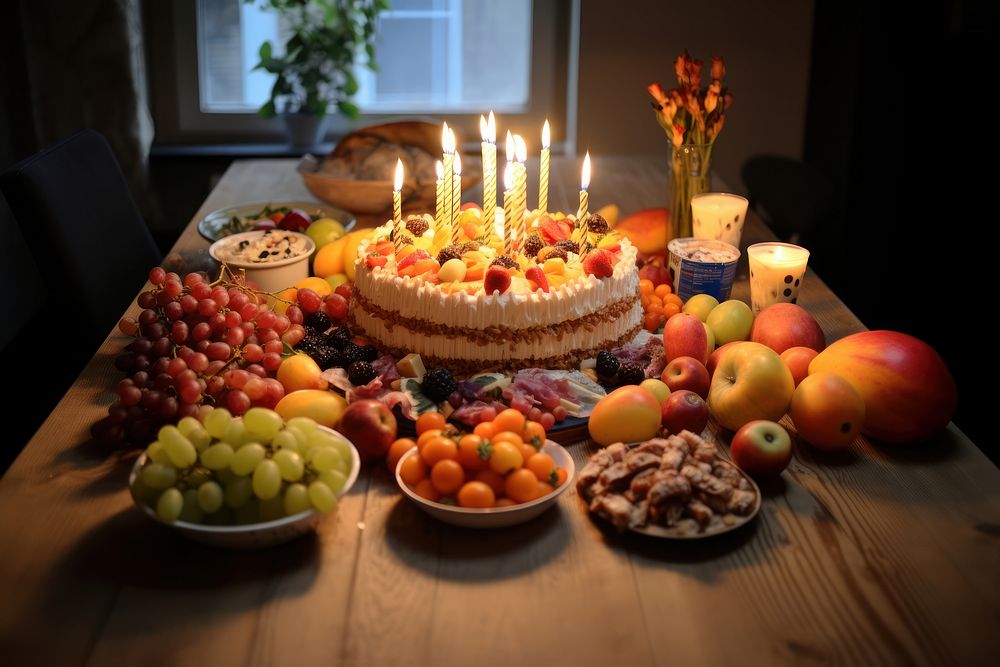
(660, 356, 711, 398)
(809, 330, 957, 444)
(709, 342, 795, 432)
(663, 312, 710, 365)
(336, 399, 398, 463)
(660, 390, 710, 435)
(780, 346, 819, 387)
(730, 420, 792, 477)
(707, 341, 741, 378)
(750, 303, 825, 354)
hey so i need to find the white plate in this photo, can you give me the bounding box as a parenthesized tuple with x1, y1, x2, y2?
(395, 440, 575, 529)
(197, 200, 355, 241)
(129, 425, 361, 549)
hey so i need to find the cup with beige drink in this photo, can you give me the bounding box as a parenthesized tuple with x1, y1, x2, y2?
(691, 192, 749, 248)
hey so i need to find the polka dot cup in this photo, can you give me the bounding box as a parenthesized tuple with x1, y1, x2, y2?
(747, 242, 810, 314)
(691, 192, 749, 248)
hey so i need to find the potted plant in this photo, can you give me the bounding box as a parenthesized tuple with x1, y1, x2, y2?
(247, 0, 388, 146)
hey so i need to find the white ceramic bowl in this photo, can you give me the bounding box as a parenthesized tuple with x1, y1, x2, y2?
(395, 440, 575, 528)
(208, 230, 315, 293)
(129, 425, 360, 549)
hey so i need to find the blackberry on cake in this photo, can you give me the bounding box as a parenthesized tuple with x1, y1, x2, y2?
(347, 360, 377, 386)
(421, 367, 457, 402)
(618, 362, 645, 386)
(596, 350, 621, 381)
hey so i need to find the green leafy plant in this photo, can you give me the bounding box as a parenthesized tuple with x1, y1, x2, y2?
(247, 0, 389, 119)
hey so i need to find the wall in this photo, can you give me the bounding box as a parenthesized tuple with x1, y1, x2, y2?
(575, 0, 814, 198)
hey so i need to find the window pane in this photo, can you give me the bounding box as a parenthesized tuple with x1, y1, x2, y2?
(197, 0, 530, 113)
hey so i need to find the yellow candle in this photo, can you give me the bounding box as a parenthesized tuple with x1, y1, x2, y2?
(746, 242, 810, 314)
(441, 123, 455, 236)
(539, 120, 550, 214)
(434, 160, 445, 233)
(513, 134, 527, 245)
(452, 152, 463, 244)
(576, 151, 591, 242)
(503, 162, 515, 256)
(481, 111, 497, 233)
(392, 158, 404, 253)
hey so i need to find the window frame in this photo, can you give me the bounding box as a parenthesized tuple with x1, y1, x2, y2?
(147, 0, 576, 151)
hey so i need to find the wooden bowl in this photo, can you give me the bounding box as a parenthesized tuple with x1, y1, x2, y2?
(297, 120, 481, 217)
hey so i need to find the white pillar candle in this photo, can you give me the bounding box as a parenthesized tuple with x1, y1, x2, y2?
(691, 192, 749, 248)
(747, 242, 811, 314)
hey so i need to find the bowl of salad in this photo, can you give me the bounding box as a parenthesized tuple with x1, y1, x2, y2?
(197, 201, 355, 242)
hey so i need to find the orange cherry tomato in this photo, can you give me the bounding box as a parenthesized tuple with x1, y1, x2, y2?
(473, 421, 496, 440)
(491, 431, 524, 448)
(386, 438, 417, 472)
(663, 302, 681, 319)
(475, 469, 506, 496)
(421, 436, 458, 467)
(489, 441, 524, 475)
(554, 467, 569, 487)
(526, 452, 558, 484)
(417, 428, 443, 450)
(654, 284, 671, 299)
(639, 279, 654, 296)
(665, 293, 683, 307)
(522, 421, 547, 448)
(430, 459, 465, 495)
(537, 481, 555, 497)
(415, 412, 447, 435)
(505, 468, 540, 503)
(519, 443, 538, 464)
(457, 481, 496, 508)
(491, 408, 527, 436)
(457, 434, 488, 472)
(398, 454, 427, 486)
(413, 478, 440, 502)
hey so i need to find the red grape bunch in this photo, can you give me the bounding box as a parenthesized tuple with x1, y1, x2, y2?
(92, 266, 304, 448)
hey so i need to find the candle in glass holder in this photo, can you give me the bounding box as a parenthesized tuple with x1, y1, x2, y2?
(434, 160, 445, 232)
(539, 120, 551, 214)
(441, 123, 456, 235)
(481, 111, 497, 231)
(503, 162, 515, 256)
(747, 242, 810, 314)
(576, 151, 591, 242)
(451, 153, 463, 244)
(691, 192, 748, 248)
(392, 158, 404, 252)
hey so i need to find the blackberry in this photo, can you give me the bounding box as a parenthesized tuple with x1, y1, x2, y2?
(297, 333, 323, 356)
(358, 344, 379, 362)
(523, 233, 544, 258)
(327, 326, 353, 348)
(436, 244, 463, 264)
(587, 213, 609, 234)
(311, 345, 341, 370)
(347, 361, 377, 386)
(341, 342, 364, 367)
(595, 350, 621, 380)
(618, 362, 645, 386)
(555, 239, 580, 254)
(304, 311, 332, 333)
(405, 217, 429, 237)
(490, 255, 518, 269)
(421, 367, 457, 402)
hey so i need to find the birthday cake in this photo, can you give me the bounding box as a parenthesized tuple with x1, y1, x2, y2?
(349, 212, 643, 375)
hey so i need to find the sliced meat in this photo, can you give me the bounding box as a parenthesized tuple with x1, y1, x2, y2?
(623, 449, 662, 475)
(597, 461, 634, 491)
(647, 470, 692, 507)
(629, 468, 657, 500)
(591, 493, 635, 532)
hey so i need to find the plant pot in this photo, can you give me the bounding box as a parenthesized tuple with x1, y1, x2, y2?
(283, 113, 328, 148)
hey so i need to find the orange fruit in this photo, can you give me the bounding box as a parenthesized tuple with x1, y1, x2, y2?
(416, 412, 447, 435)
(491, 408, 526, 435)
(294, 276, 332, 297)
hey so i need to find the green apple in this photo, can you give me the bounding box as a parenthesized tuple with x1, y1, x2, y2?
(324, 273, 350, 291)
(682, 294, 719, 322)
(706, 299, 754, 345)
(639, 378, 671, 405)
(306, 218, 346, 250)
(703, 321, 715, 353)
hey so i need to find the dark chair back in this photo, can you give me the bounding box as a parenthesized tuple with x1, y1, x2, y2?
(0, 192, 46, 350)
(0, 129, 160, 336)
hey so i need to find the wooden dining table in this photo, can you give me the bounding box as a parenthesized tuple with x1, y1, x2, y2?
(1, 156, 997, 666)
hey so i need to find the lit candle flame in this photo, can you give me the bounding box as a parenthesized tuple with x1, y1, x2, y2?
(487, 110, 496, 144)
(479, 115, 488, 142)
(435, 160, 444, 180)
(514, 135, 527, 163)
(442, 124, 456, 154)
(394, 158, 404, 192)
(504, 162, 514, 190)
(774, 246, 784, 261)
(505, 130, 515, 162)
(581, 151, 591, 191)
(453, 152, 462, 176)
(542, 120, 550, 149)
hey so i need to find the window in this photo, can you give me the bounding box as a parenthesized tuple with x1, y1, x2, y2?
(152, 0, 573, 146)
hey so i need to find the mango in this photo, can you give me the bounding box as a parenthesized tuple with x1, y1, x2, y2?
(274, 390, 347, 428)
(614, 207, 671, 255)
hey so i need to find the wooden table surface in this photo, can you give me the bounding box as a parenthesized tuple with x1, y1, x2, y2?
(1, 157, 997, 666)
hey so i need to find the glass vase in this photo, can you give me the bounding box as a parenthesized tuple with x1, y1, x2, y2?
(669, 143, 713, 241)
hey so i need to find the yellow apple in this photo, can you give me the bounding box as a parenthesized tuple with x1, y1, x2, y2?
(708, 342, 794, 431)
(588, 386, 662, 446)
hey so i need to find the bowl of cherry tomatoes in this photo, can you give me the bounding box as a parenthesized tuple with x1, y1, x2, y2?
(392, 410, 575, 529)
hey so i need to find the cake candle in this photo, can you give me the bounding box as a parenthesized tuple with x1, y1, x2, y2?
(576, 151, 591, 241)
(503, 162, 515, 256)
(441, 123, 456, 235)
(539, 120, 551, 214)
(481, 111, 497, 233)
(393, 158, 404, 252)
(451, 152, 463, 244)
(434, 160, 445, 233)
(513, 134, 528, 246)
